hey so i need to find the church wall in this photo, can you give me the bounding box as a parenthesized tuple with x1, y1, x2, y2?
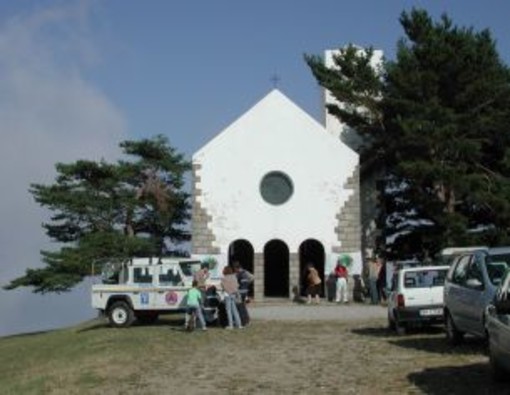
(192, 90, 363, 299)
(194, 94, 356, 237)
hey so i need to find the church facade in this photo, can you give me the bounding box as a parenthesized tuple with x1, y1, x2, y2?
(191, 89, 361, 300)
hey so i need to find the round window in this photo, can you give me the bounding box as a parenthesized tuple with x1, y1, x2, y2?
(260, 171, 294, 205)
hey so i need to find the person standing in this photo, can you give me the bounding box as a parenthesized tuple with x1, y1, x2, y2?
(194, 263, 209, 290)
(184, 280, 207, 331)
(368, 257, 382, 304)
(221, 266, 243, 329)
(334, 255, 350, 303)
(305, 263, 322, 304)
(376, 257, 387, 303)
(232, 261, 254, 303)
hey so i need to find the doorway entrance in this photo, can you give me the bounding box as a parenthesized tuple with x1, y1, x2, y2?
(299, 239, 325, 296)
(228, 239, 254, 297)
(264, 239, 289, 297)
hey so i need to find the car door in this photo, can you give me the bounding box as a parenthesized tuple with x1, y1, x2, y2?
(462, 257, 487, 336)
(445, 255, 471, 331)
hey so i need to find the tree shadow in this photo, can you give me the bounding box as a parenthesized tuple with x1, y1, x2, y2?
(408, 362, 508, 394)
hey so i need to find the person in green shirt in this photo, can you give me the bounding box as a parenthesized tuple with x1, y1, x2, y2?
(185, 280, 207, 330)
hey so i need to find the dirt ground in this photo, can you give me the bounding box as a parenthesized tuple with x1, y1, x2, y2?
(98, 308, 508, 395)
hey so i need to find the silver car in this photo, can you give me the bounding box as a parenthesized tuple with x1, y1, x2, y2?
(486, 270, 510, 381)
(443, 250, 508, 345)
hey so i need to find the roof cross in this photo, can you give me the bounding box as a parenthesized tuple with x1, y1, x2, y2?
(270, 73, 281, 88)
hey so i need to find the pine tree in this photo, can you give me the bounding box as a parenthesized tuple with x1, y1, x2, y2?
(4, 135, 191, 293)
(306, 9, 510, 258)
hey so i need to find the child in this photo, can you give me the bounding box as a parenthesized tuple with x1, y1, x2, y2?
(185, 280, 207, 331)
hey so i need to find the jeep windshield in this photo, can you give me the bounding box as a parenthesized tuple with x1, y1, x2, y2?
(179, 260, 203, 277)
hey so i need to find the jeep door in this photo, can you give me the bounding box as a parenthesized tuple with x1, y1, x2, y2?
(154, 266, 187, 310)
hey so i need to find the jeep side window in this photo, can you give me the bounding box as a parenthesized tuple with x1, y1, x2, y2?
(133, 267, 153, 284)
(159, 268, 182, 285)
(452, 255, 471, 285)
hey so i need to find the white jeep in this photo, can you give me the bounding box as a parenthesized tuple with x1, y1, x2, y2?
(91, 257, 221, 327)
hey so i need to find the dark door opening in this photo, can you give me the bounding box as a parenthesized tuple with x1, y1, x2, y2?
(228, 239, 254, 297)
(264, 239, 289, 297)
(299, 239, 325, 297)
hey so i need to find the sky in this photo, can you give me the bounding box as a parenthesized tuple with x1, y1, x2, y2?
(1, 0, 510, 337)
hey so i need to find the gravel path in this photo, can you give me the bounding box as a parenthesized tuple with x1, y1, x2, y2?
(248, 301, 387, 321)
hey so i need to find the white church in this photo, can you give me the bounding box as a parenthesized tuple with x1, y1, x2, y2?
(191, 74, 370, 300)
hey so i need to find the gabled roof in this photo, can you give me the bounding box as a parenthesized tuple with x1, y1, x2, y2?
(193, 89, 357, 159)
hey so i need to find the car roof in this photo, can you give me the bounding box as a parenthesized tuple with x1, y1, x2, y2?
(399, 265, 449, 273)
(441, 246, 488, 255)
(488, 246, 510, 255)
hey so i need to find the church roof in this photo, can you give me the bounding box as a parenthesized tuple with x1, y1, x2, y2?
(193, 89, 357, 160)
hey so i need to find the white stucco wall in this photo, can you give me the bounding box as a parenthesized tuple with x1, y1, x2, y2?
(193, 90, 359, 257)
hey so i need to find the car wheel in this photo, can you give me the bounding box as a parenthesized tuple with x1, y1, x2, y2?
(108, 301, 134, 328)
(388, 313, 396, 330)
(445, 312, 464, 346)
(395, 319, 406, 336)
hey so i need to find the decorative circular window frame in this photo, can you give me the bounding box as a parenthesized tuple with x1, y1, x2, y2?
(259, 171, 294, 206)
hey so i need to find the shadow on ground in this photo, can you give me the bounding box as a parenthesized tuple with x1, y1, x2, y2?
(76, 314, 186, 333)
(352, 325, 487, 356)
(408, 362, 509, 394)
(389, 335, 488, 356)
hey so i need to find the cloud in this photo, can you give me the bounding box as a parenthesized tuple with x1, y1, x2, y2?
(0, 2, 128, 336)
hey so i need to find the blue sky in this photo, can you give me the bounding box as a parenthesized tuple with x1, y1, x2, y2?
(1, 0, 510, 336)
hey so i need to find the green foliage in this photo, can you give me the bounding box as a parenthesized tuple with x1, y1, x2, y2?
(306, 9, 510, 258)
(4, 135, 191, 293)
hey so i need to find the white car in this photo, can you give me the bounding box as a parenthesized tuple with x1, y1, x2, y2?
(92, 257, 221, 327)
(387, 265, 450, 335)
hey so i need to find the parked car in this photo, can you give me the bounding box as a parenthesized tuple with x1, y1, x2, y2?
(443, 250, 508, 345)
(486, 269, 510, 381)
(387, 265, 449, 335)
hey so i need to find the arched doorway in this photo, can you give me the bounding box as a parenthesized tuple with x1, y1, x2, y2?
(264, 239, 289, 297)
(228, 239, 254, 297)
(299, 239, 325, 297)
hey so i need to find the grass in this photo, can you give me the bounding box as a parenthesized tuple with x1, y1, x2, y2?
(0, 316, 183, 395)
(0, 315, 507, 394)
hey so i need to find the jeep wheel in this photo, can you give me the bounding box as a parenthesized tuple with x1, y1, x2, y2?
(445, 312, 464, 345)
(108, 301, 134, 328)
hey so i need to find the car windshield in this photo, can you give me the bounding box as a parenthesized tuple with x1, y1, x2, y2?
(403, 269, 448, 288)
